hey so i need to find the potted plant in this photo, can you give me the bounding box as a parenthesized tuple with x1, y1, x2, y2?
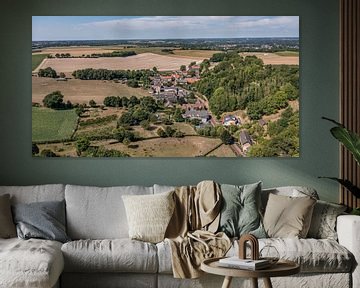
(320, 117, 360, 215)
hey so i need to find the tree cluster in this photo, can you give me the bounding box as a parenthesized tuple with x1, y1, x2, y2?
(114, 96, 160, 128)
(247, 107, 299, 157)
(156, 126, 184, 138)
(195, 53, 299, 119)
(38, 67, 57, 78)
(42, 91, 73, 110)
(72, 68, 153, 83)
(90, 51, 136, 58)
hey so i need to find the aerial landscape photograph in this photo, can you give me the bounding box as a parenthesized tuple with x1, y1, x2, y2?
(32, 16, 300, 157)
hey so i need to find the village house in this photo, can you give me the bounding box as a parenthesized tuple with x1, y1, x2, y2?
(258, 119, 267, 127)
(239, 130, 253, 154)
(182, 109, 210, 124)
(182, 100, 205, 111)
(222, 115, 241, 126)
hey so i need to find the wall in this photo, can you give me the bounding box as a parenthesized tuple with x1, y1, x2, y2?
(0, 0, 340, 202)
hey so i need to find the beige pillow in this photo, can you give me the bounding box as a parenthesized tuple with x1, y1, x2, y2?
(122, 191, 175, 243)
(0, 194, 17, 238)
(263, 193, 316, 238)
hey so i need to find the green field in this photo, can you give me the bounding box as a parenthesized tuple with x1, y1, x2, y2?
(32, 54, 49, 71)
(32, 107, 78, 142)
(274, 51, 299, 57)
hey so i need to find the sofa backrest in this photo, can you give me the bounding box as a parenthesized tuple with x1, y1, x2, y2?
(65, 184, 154, 240)
(0, 184, 65, 204)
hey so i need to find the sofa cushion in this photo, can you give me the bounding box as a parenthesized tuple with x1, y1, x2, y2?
(0, 238, 64, 288)
(0, 194, 16, 238)
(122, 191, 175, 243)
(307, 200, 347, 240)
(61, 239, 158, 273)
(261, 186, 319, 213)
(263, 193, 316, 238)
(12, 200, 70, 243)
(0, 184, 65, 204)
(218, 182, 266, 238)
(158, 237, 353, 274)
(65, 185, 153, 239)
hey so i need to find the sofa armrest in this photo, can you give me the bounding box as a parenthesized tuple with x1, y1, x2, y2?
(337, 215, 360, 288)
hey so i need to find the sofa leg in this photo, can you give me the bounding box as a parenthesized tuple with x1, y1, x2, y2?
(221, 276, 232, 288)
(263, 277, 273, 288)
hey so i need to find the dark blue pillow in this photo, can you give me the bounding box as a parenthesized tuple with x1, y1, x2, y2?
(12, 200, 70, 243)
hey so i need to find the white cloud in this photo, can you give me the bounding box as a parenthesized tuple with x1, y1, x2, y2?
(35, 16, 299, 40)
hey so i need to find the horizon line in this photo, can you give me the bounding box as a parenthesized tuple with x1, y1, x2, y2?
(32, 36, 300, 42)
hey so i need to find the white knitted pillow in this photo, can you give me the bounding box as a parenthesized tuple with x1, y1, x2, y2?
(122, 191, 175, 243)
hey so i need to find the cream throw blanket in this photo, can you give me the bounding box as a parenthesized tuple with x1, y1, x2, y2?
(165, 181, 231, 278)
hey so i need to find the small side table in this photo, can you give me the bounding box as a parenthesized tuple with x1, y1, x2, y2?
(201, 257, 300, 288)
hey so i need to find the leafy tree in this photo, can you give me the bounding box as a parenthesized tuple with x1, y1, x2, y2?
(38, 67, 57, 78)
(89, 99, 97, 107)
(180, 65, 186, 72)
(164, 126, 175, 137)
(118, 112, 134, 126)
(128, 96, 140, 108)
(210, 53, 227, 62)
(219, 129, 234, 144)
(75, 106, 85, 117)
(32, 143, 39, 155)
(174, 108, 185, 122)
(140, 120, 150, 130)
(76, 137, 90, 155)
(59, 72, 66, 78)
(113, 127, 136, 142)
(40, 149, 58, 157)
(42, 91, 65, 109)
(157, 128, 167, 138)
(174, 130, 185, 138)
(127, 79, 139, 88)
(140, 96, 158, 113)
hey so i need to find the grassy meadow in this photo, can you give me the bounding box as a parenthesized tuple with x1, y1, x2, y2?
(32, 54, 49, 71)
(32, 107, 78, 142)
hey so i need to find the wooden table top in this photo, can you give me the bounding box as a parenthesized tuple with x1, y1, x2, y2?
(201, 257, 300, 278)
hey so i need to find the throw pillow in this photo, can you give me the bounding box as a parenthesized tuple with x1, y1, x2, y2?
(122, 190, 175, 243)
(0, 194, 17, 238)
(263, 193, 316, 238)
(307, 200, 347, 240)
(12, 200, 70, 243)
(218, 182, 266, 238)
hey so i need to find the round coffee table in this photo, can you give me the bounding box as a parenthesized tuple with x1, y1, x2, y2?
(201, 257, 300, 288)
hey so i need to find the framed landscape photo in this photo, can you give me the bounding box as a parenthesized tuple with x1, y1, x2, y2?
(32, 16, 299, 158)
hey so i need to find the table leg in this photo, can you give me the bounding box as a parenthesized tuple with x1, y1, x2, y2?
(251, 278, 258, 288)
(222, 276, 233, 288)
(263, 277, 273, 288)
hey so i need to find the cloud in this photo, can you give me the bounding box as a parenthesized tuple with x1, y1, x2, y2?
(34, 16, 299, 40)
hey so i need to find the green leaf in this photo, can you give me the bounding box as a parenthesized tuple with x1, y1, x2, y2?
(322, 117, 360, 165)
(319, 177, 360, 198)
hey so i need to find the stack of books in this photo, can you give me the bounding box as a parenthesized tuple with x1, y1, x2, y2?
(218, 257, 271, 270)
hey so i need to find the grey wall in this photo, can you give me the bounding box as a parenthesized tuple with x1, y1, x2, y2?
(0, 0, 340, 202)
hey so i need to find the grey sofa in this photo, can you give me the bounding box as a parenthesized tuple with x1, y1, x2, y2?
(0, 184, 359, 288)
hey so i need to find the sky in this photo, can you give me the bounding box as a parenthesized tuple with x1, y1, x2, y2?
(32, 16, 299, 41)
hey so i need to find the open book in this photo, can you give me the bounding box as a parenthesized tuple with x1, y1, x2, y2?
(218, 257, 271, 270)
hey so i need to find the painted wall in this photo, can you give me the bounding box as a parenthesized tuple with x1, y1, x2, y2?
(0, 0, 340, 202)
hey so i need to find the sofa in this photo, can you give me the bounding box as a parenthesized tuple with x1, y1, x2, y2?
(0, 183, 359, 288)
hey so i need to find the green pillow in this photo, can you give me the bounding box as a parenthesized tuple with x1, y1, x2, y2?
(218, 182, 266, 238)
